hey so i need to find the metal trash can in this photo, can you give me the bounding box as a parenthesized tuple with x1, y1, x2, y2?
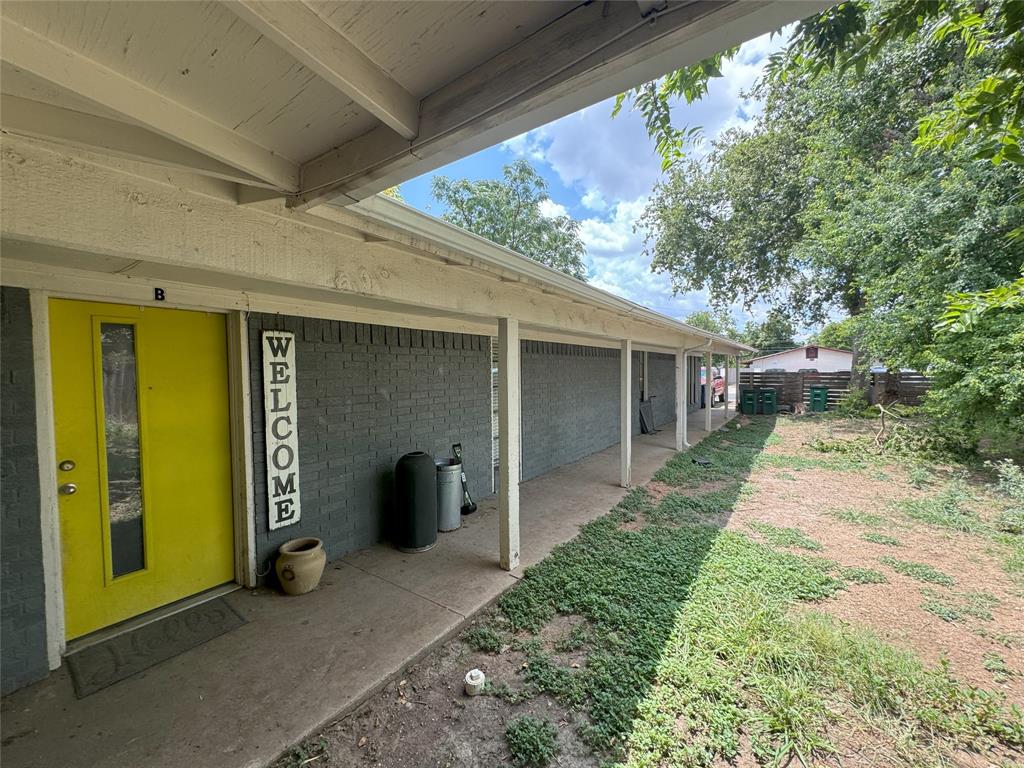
(759, 387, 777, 415)
(436, 458, 462, 532)
(394, 451, 437, 552)
(810, 385, 829, 412)
(740, 387, 757, 415)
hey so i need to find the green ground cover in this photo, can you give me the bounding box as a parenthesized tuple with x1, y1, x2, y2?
(471, 417, 1023, 766)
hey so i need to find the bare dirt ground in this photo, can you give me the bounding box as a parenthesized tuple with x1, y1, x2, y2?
(272, 415, 1023, 768)
(739, 417, 1024, 698)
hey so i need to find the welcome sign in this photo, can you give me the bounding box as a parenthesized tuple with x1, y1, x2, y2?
(263, 330, 301, 530)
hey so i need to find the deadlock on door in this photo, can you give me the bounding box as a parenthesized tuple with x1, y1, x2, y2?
(58, 459, 77, 495)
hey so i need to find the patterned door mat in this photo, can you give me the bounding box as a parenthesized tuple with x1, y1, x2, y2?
(66, 597, 247, 698)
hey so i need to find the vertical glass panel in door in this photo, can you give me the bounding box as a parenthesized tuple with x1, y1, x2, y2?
(101, 323, 145, 576)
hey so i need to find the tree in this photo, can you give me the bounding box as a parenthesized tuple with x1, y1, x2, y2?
(637, 12, 1023, 369)
(431, 160, 588, 280)
(809, 318, 857, 350)
(739, 310, 798, 356)
(618, 0, 1024, 169)
(626, 0, 1024, 452)
(925, 278, 1024, 458)
(684, 310, 738, 338)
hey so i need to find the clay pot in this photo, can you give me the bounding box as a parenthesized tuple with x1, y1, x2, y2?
(275, 537, 326, 596)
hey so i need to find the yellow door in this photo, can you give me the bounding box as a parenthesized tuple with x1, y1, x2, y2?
(50, 299, 234, 640)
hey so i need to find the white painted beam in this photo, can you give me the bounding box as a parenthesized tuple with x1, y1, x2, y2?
(620, 339, 632, 488)
(0, 14, 299, 191)
(0, 96, 273, 187)
(724, 351, 730, 417)
(227, 1, 419, 140)
(29, 291, 65, 668)
(498, 318, 521, 571)
(293, 1, 827, 206)
(705, 350, 713, 434)
(675, 348, 688, 451)
(3, 137, 721, 351)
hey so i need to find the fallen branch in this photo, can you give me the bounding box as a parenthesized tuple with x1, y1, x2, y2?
(873, 402, 905, 451)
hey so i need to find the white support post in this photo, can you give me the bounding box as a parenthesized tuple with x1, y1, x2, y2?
(723, 350, 730, 417)
(498, 318, 521, 571)
(735, 355, 741, 414)
(704, 350, 713, 433)
(620, 339, 632, 488)
(675, 347, 689, 450)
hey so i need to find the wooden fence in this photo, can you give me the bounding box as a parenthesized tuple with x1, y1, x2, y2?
(869, 372, 932, 406)
(738, 371, 852, 409)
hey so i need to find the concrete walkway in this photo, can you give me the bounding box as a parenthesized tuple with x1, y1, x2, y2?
(1, 406, 735, 768)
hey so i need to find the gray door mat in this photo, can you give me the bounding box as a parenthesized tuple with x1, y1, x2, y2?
(66, 597, 247, 698)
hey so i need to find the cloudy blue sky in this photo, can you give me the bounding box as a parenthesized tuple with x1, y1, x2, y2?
(398, 30, 789, 332)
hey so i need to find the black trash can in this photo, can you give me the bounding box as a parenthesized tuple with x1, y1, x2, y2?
(394, 451, 437, 552)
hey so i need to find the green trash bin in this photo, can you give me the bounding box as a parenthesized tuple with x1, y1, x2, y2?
(810, 385, 829, 412)
(740, 387, 757, 415)
(759, 387, 777, 415)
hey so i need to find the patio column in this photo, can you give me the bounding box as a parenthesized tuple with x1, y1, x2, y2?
(620, 338, 632, 488)
(497, 317, 520, 571)
(723, 350, 730, 417)
(735, 355, 741, 412)
(704, 349, 713, 433)
(675, 347, 688, 450)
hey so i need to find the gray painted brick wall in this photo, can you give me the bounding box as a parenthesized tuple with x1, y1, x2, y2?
(1, 287, 49, 695)
(647, 352, 677, 427)
(248, 314, 491, 577)
(521, 342, 621, 481)
(521, 345, 677, 481)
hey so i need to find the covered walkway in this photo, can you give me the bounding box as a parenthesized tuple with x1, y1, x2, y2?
(1, 406, 735, 768)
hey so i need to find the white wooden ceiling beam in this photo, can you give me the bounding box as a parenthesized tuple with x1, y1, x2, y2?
(0, 14, 299, 192)
(227, 0, 419, 140)
(0, 95, 275, 188)
(291, 1, 825, 208)
(2, 136, 702, 350)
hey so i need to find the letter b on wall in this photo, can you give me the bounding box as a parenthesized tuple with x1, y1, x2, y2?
(263, 331, 301, 530)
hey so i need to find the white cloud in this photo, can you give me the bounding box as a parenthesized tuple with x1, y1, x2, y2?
(580, 188, 607, 211)
(504, 29, 790, 206)
(501, 30, 794, 325)
(537, 198, 568, 219)
(504, 30, 793, 322)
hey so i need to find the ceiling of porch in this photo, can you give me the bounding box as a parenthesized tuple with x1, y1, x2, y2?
(0, 1, 822, 207)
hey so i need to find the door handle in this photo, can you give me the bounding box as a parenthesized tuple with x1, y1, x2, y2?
(58, 483, 78, 496)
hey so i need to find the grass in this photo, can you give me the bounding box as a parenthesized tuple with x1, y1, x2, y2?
(830, 508, 892, 528)
(554, 622, 589, 653)
(893, 480, 983, 533)
(908, 465, 934, 489)
(890, 476, 1024, 582)
(747, 521, 823, 551)
(279, 737, 329, 768)
(646, 488, 738, 526)
(879, 556, 955, 586)
(982, 652, 1016, 684)
(463, 624, 504, 653)
(862, 532, 902, 546)
(973, 627, 1022, 649)
(505, 715, 559, 768)
(754, 452, 871, 473)
(920, 588, 999, 622)
(480, 418, 1023, 766)
(841, 566, 888, 584)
